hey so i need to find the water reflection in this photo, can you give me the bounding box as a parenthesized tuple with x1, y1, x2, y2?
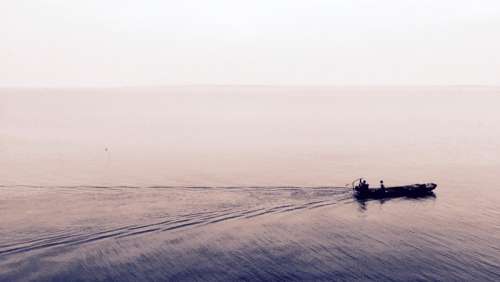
(355, 192, 437, 211)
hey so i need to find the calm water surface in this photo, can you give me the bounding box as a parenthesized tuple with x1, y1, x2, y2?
(1, 87, 499, 281)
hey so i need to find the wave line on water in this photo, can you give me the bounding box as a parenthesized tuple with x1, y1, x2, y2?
(0, 184, 352, 190)
(0, 191, 352, 257)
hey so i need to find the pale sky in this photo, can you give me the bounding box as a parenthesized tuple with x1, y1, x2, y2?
(1, 0, 499, 87)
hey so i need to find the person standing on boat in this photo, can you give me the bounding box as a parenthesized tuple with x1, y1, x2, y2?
(380, 180, 385, 192)
(361, 179, 369, 190)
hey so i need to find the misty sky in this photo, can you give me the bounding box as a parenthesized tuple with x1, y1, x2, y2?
(1, 0, 499, 87)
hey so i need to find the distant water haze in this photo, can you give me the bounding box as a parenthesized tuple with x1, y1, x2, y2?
(1, 86, 499, 186)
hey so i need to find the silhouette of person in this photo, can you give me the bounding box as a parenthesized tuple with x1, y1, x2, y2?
(380, 180, 385, 192)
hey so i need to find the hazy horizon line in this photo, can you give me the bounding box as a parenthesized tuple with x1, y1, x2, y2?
(1, 84, 499, 90)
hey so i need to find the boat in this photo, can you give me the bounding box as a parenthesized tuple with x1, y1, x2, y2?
(352, 178, 437, 199)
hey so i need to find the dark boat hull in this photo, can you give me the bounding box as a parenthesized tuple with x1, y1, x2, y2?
(354, 183, 437, 199)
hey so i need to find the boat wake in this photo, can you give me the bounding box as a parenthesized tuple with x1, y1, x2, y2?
(0, 186, 352, 258)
